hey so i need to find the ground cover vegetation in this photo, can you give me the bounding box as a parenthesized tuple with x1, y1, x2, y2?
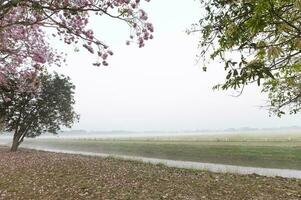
(0, 147, 300, 200)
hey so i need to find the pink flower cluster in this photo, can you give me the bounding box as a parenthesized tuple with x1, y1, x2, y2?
(0, 6, 56, 69)
(37, 0, 153, 66)
(0, 0, 153, 83)
(0, 66, 41, 104)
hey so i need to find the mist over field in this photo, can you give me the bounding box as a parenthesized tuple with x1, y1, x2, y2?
(2, 126, 301, 141)
(34, 126, 301, 139)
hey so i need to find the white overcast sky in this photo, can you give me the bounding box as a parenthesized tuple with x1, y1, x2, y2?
(53, 0, 300, 131)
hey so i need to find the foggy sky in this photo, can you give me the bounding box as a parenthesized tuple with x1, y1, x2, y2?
(53, 0, 301, 131)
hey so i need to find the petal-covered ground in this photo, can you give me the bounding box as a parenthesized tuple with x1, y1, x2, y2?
(0, 147, 300, 200)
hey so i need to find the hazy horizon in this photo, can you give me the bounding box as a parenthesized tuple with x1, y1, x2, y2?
(58, 125, 301, 133)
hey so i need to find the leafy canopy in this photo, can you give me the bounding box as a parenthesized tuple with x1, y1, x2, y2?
(192, 0, 301, 116)
(0, 70, 78, 151)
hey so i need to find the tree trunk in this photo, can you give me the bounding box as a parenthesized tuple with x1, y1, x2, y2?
(10, 134, 20, 152)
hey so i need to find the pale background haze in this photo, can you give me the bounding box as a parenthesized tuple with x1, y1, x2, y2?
(51, 0, 301, 131)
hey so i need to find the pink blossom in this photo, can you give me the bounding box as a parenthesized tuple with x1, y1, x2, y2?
(0, 0, 153, 85)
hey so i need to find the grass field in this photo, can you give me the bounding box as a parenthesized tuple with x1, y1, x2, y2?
(22, 132, 301, 170)
(0, 147, 300, 200)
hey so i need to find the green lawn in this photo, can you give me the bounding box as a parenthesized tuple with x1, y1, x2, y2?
(23, 138, 301, 170)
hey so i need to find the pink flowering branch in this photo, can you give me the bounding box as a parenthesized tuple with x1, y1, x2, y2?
(0, 0, 154, 102)
(0, 0, 153, 70)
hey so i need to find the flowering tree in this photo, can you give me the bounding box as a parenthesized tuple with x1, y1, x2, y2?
(0, 69, 78, 151)
(0, 0, 153, 143)
(0, 0, 153, 72)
